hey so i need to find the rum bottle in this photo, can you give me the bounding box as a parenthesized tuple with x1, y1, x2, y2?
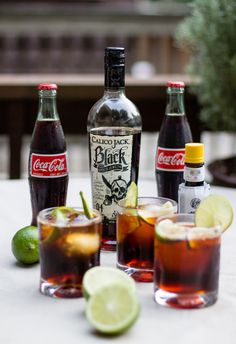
(87, 47, 142, 251)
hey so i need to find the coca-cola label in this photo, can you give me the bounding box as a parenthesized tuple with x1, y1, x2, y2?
(156, 147, 185, 172)
(30, 153, 68, 178)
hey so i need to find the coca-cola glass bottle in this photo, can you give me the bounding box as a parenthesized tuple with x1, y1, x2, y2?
(155, 81, 192, 202)
(88, 47, 142, 251)
(29, 83, 69, 226)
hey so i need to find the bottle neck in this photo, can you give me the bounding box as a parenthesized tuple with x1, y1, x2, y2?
(105, 64, 125, 91)
(37, 90, 59, 120)
(184, 162, 205, 187)
(166, 88, 185, 115)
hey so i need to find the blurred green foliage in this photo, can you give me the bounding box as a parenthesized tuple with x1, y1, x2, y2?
(176, 0, 236, 131)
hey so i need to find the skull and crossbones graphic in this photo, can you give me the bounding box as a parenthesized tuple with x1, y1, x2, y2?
(102, 175, 130, 206)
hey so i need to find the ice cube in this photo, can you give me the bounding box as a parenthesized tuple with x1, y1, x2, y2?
(61, 233, 100, 256)
(139, 203, 175, 218)
(139, 204, 161, 218)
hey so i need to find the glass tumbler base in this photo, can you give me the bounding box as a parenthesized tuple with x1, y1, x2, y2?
(40, 279, 82, 298)
(117, 263, 153, 283)
(154, 288, 218, 309)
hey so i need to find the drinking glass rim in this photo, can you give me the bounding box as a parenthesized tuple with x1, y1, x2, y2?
(37, 207, 102, 227)
(118, 196, 177, 210)
(156, 213, 222, 237)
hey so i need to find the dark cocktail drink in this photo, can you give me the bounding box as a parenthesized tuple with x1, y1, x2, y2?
(117, 197, 177, 282)
(38, 207, 102, 298)
(154, 214, 221, 308)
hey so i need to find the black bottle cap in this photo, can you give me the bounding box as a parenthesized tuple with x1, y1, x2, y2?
(104, 47, 125, 66)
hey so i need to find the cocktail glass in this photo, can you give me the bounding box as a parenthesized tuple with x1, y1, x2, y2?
(117, 197, 177, 282)
(38, 207, 102, 298)
(154, 213, 221, 308)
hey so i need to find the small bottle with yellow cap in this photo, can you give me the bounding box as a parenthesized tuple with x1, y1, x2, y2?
(178, 143, 210, 213)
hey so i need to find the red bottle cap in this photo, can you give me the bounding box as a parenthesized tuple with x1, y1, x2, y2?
(167, 81, 185, 88)
(38, 83, 58, 90)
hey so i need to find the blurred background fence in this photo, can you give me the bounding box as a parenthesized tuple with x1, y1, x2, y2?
(0, 0, 191, 74)
(1, 0, 231, 182)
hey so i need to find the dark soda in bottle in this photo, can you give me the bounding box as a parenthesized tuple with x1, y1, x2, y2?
(29, 83, 69, 226)
(155, 81, 192, 202)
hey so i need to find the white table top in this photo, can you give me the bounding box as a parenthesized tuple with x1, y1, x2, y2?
(0, 178, 236, 344)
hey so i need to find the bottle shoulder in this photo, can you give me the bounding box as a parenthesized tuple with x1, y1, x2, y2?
(87, 93, 142, 130)
(158, 114, 192, 147)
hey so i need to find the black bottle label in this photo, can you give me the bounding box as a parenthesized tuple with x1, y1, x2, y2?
(90, 133, 133, 221)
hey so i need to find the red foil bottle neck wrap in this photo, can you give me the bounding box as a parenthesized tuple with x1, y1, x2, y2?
(156, 147, 185, 171)
(30, 153, 68, 178)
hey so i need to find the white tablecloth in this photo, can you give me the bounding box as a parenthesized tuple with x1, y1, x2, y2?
(0, 178, 236, 344)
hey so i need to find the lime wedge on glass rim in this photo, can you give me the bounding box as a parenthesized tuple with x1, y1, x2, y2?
(138, 201, 174, 226)
(79, 191, 94, 219)
(155, 219, 187, 241)
(82, 266, 136, 300)
(195, 194, 233, 232)
(85, 283, 140, 335)
(123, 182, 138, 208)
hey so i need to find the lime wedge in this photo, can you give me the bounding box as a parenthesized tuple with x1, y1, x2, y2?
(86, 284, 140, 335)
(137, 209, 156, 226)
(51, 206, 76, 223)
(124, 182, 138, 208)
(79, 191, 94, 219)
(82, 266, 136, 300)
(187, 226, 221, 249)
(50, 206, 82, 229)
(138, 202, 175, 226)
(42, 225, 60, 245)
(155, 219, 187, 241)
(195, 194, 233, 232)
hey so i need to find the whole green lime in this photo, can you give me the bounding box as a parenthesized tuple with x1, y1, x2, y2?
(11, 226, 39, 265)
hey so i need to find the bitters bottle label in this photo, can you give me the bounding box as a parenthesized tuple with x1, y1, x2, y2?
(184, 166, 205, 182)
(30, 153, 68, 178)
(156, 147, 185, 172)
(90, 133, 133, 221)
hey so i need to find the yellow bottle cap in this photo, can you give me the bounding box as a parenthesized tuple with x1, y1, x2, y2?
(185, 143, 204, 164)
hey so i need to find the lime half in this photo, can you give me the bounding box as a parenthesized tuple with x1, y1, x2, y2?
(86, 284, 140, 335)
(195, 194, 233, 232)
(82, 266, 136, 300)
(123, 182, 138, 208)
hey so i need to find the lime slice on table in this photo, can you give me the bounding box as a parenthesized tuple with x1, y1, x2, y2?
(86, 284, 140, 335)
(82, 266, 136, 300)
(195, 194, 233, 232)
(123, 182, 138, 208)
(80, 191, 94, 219)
